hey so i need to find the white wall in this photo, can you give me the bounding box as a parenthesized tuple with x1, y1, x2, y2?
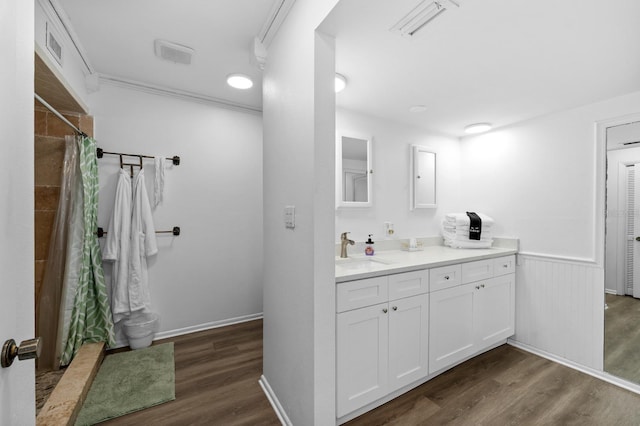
(0, 0, 35, 424)
(460, 91, 640, 260)
(461, 90, 640, 370)
(262, 0, 339, 424)
(336, 108, 461, 243)
(89, 84, 263, 341)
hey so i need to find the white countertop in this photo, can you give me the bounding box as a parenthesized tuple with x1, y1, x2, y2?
(335, 245, 517, 283)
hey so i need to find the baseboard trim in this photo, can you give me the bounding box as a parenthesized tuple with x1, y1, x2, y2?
(155, 312, 263, 341)
(110, 313, 263, 349)
(259, 375, 291, 426)
(508, 339, 640, 396)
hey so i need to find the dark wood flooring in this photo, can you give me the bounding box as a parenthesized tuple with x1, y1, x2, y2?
(347, 345, 640, 426)
(98, 318, 640, 425)
(102, 319, 279, 425)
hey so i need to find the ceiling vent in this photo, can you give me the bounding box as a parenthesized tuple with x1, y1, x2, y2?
(391, 0, 459, 38)
(154, 39, 194, 65)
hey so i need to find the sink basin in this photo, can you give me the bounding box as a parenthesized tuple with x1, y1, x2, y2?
(335, 256, 392, 270)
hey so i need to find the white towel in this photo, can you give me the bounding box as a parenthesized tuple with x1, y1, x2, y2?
(444, 238, 493, 249)
(154, 157, 165, 208)
(442, 224, 493, 233)
(443, 229, 493, 242)
(444, 212, 495, 227)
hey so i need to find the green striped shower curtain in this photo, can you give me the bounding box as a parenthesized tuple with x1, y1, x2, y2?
(60, 136, 115, 365)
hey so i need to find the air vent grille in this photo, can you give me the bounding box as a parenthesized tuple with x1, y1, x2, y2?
(391, 0, 460, 38)
(154, 39, 194, 65)
(46, 22, 63, 65)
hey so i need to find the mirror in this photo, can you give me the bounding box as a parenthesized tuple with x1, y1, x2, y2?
(410, 145, 436, 209)
(337, 134, 372, 207)
(604, 120, 640, 385)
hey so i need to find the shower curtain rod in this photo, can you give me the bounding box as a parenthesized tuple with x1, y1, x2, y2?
(34, 93, 87, 137)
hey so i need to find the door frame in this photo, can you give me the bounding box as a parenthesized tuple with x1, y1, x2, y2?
(0, 0, 36, 423)
(598, 113, 640, 270)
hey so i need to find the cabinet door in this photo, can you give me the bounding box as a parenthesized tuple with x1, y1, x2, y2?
(388, 294, 429, 391)
(475, 274, 515, 347)
(429, 283, 476, 374)
(336, 303, 389, 417)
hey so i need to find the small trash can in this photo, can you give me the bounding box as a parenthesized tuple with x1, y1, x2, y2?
(122, 312, 159, 350)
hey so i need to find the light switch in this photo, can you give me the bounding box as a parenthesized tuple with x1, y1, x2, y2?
(284, 206, 295, 229)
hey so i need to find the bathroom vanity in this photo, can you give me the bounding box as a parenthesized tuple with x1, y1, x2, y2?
(335, 243, 517, 421)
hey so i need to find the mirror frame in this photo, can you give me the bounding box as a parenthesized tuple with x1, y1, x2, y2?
(410, 145, 437, 209)
(336, 132, 372, 208)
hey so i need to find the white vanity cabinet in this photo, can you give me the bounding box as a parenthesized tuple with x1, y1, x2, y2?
(429, 256, 515, 374)
(336, 270, 429, 417)
(336, 253, 516, 420)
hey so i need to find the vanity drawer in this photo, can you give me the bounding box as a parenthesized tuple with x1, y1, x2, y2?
(494, 255, 515, 276)
(461, 259, 494, 284)
(430, 264, 462, 292)
(337, 276, 389, 313)
(388, 270, 429, 300)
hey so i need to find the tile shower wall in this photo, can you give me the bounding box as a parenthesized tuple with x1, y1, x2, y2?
(34, 105, 93, 313)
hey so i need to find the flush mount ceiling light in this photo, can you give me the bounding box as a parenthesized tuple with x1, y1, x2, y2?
(226, 74, 254, 90)
(409, 105, 428, 113)
(464, 123, 493, 134)
(335, 73, 347, 93)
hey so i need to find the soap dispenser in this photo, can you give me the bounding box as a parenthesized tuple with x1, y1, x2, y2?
(365, 234, 375, 256)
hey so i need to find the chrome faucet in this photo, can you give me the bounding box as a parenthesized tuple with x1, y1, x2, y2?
(340, 232, 355, 258)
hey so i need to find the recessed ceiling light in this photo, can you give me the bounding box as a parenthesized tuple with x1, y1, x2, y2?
(409, 105, 427, 113)
(335, 73, 347, 93)
(464, 123, 492, 134)
(226, 74, 253, 90)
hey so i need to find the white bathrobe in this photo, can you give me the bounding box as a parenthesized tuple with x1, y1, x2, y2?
(103, 168, 157, 323)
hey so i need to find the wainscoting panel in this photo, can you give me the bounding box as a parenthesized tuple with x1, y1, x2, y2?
(514, 254, 604, 370)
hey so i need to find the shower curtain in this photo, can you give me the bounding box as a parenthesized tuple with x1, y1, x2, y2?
(39, 135, 115, 368)
(60, 135, 115, 365)
(38, 135, 83, 370)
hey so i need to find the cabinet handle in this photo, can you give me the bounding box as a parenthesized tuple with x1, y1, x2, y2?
(481, 284, 485, 288)
(392, 306, 398, 311)
(475, 286, 480, 290)
(382, 308, 388, 314)
(444, 275, 450, 280)
(503, 264, 509, 268)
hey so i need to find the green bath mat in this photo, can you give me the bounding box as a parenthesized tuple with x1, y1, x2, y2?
(75, 342, 175, 425)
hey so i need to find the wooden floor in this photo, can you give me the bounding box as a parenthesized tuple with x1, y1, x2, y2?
(99, 319, 640, 425)
(103, 319, 279, 425)
(347, 344, 640, 426)
(605, 293, 640, 384)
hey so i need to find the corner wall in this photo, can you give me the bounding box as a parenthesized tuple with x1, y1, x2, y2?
(461, 90, 640, 370)
(89, 84, 264, 343)
(261, 0, 339, 424)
